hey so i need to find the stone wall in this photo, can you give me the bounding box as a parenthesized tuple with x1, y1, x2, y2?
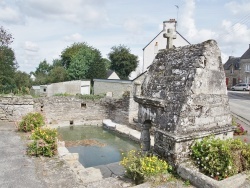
(101, 96, 130, 125)
(0, 94, 132, 127)
(0, 95, 34, 121)
(34, 96, 131, 127)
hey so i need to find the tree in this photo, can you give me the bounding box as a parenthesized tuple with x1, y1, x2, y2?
(35, 60, 52, 75)
(62, 43, 106, 81)
(48, 66, 68, 83)
(0, 26, 17, 93)
(14, 71, 31, 94)
(108, 45, 138, 80)
(0, 26, 13, 47)
(61, 43, 84, 69)
(0, 46, 17, 93)
(102, 58, 111, 70)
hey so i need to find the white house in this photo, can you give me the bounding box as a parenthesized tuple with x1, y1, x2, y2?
(142, 19, 190, 72)
(106, 70, 120, 79)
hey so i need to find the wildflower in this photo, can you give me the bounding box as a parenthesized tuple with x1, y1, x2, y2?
(216, 172, 219, 175)
(205, 157, 209, 160)
(228, 166, 232, 170)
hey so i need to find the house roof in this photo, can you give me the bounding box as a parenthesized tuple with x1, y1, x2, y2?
(241, 45, 250, 59)
(106, 70, 114, 78)
(31, 86, 40, 90)
(223, 56, 241, 70)
(142, 30, 191, 50)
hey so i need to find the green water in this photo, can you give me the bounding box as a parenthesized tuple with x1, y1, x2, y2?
(58, 126, 140, 167)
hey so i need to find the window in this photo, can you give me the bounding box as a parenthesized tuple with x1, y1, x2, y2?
(154, 42, 158, 55)
(246, 64, 250, 72)
(230, 67, 234, 74)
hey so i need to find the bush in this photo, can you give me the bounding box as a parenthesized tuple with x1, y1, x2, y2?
(18, 112, 45, 132)
(27, 127, 57, 157)
(120, 150, 168, 184)
(191, 136, 250, 180)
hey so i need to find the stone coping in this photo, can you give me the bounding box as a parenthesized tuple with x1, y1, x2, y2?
(155, 126, 235, 142)
(177, 161, 249, 188)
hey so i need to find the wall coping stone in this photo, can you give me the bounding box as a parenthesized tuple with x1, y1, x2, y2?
(177, 161, 248, 188)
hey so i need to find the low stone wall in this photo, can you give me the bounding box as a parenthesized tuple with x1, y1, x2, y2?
(100, 96, 130, 125)
(0, 95, 131, 127)
(34, 97, 107, 126)
(33, 96, 131, 127)
(0, 95, 34, 122)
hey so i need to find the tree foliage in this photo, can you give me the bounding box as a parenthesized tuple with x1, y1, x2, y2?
(48, 66, 68, 83)
(62, 43, 106, 81)
(0, 26, 13, 47)
(35, 60, 52, 75)
(0, 46, 17, 93)
(108, 45, 138, 80)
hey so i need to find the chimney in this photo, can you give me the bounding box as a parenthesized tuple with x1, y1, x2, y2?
(163, 19, 177, 32)
(229, 56, 233, 59)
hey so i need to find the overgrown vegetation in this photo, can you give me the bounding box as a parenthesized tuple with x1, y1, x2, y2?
(76, 93, 105, 100)
(232, 118, 248, 135)
(18, 112, 45, 132)
(120, 150, 169, 185)
(191, 136, 250, 180)
(27, 127, 57, 157)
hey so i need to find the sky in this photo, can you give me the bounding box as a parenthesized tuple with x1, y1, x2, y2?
(0, 0, 250, 78)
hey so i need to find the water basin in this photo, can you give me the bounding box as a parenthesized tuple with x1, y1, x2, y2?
(58, 126, 140, 167)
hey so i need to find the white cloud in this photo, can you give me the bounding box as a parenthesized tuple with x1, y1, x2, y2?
(0, 2, 24, 24)
(16, 0, 109, 26)
(179, 0, 216, 43)
(225, 1, 250, 15)
(63, 33, 83, 42)
(219, 20, 250, 44)
(24, 41, 39, 52)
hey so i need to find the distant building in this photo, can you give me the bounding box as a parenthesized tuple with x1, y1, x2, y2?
(142, 19, 190, 72)
(31, 80, 91, 97)
(47, 80, 90, 97)
(224, 44, 250, 88)
(106, 70, 120, 79)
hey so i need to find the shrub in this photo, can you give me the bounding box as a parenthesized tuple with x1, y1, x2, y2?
(120, 150, 168, 184)
(191, 136, 250, 180)
(18, 112, 45, 132)
(27, 127, 57, 157)
(234, 123, 247, 135)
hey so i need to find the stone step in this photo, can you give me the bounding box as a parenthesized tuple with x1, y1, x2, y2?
(82, 177, 133, 188)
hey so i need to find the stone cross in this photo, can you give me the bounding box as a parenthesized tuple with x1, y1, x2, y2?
(163, 28, 176, 49)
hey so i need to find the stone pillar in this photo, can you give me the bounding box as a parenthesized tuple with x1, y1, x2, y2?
(140, 122, 151, 152)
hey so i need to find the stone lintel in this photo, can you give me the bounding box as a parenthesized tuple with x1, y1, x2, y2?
(155, 125, 235, 143)
(134, 96, 165, 107)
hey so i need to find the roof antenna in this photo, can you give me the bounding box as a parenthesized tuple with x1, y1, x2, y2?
(175, 5, 179, 29)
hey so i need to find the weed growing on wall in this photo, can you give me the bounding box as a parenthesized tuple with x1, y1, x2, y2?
(120, 150, 168, 184)
(76, 93, 105, 100)
(191, 136, 250, 180)
(27, 128, 57, 157)
(18, 112, 45, 132)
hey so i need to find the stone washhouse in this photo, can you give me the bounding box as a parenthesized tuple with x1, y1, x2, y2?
(134, 40, 235, 166)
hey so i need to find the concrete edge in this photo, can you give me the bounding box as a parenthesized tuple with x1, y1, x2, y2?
(177, 161, 248, 188)
(231, 112, 250, 127)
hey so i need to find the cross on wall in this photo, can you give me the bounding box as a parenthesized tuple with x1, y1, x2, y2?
(163, 28, 176, 49)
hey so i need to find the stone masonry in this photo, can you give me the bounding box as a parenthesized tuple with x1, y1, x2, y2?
(0, 95, 34, 121)
(134, 40, 235, 165)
